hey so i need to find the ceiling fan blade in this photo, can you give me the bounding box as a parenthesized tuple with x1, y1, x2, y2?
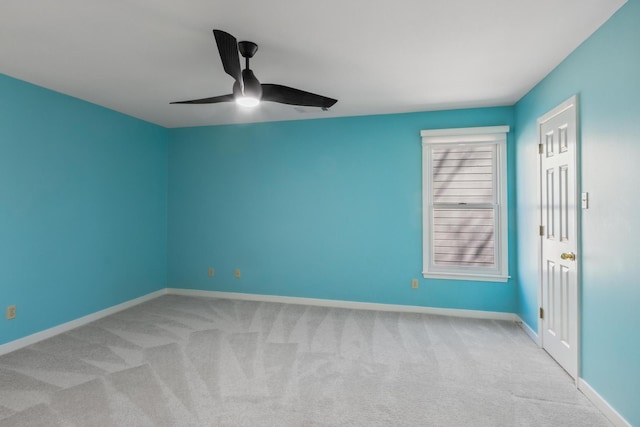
(213, 30, 242, 85)
(170, 94, 234, 104)
(261, 84, 337, 109)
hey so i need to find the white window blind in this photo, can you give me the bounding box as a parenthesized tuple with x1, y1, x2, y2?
(421, 126, 509, 282)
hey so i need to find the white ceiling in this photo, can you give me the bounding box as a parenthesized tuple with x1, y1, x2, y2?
(0, 0, 626, 128)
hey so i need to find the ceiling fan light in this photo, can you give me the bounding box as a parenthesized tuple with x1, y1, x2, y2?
(236, 96, 260, 108)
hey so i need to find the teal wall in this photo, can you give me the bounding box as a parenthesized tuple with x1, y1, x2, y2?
(168, 107, 518, 312)
(514, 0, 639, 424)
(0, 74, 168, 345)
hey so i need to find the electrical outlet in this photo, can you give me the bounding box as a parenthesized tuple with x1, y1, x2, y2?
(235, 269, 241, 279)
(208, 267, 214, 277)
(6, 305, 16, 320)
(411, 279, 419, 289)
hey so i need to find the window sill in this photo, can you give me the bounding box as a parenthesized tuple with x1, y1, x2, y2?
(422, 272, 510, 283)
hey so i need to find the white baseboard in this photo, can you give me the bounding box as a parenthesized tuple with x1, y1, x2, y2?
(0, 289, 167, 356)
(578, 379, 631, 427)
(514, 317, 629, 426)
(166, 288, 519, 322)
(516, 315, 540, 346)
(0, 288, 515, 356)
(1, 287, 517, 357)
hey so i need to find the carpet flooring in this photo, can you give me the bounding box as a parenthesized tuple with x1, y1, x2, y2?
(0, 295, 610, 426)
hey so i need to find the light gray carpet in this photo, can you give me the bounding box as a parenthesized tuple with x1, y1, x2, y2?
(0, 295, 610, 426)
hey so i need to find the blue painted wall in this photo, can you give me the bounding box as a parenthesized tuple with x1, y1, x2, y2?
(514, 0, 640, 424)
(0, 74, 168, 345)
(168, 107, 517, 313)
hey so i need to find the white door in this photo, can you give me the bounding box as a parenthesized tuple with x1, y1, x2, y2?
(538, 95, 579, 379)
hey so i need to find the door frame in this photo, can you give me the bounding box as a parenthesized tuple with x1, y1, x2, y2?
(536, 94, 581, 381)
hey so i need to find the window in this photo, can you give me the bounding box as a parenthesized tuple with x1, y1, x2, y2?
(421, 126, 509, 282)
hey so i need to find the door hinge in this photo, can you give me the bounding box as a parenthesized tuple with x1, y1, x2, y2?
(539, 225, 544, 236)
(538, 143, 543, 154)
(539, 307, 544, 319)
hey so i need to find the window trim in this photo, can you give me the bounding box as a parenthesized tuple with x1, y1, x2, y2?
(421, 126, 510, 282)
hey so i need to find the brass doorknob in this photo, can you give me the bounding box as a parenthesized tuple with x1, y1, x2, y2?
(561, 252, 576, 261)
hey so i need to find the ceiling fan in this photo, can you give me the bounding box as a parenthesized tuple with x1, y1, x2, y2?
(171, 30, 338, 110)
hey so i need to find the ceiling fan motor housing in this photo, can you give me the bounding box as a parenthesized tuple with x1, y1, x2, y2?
(240, 69, 262, 99)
